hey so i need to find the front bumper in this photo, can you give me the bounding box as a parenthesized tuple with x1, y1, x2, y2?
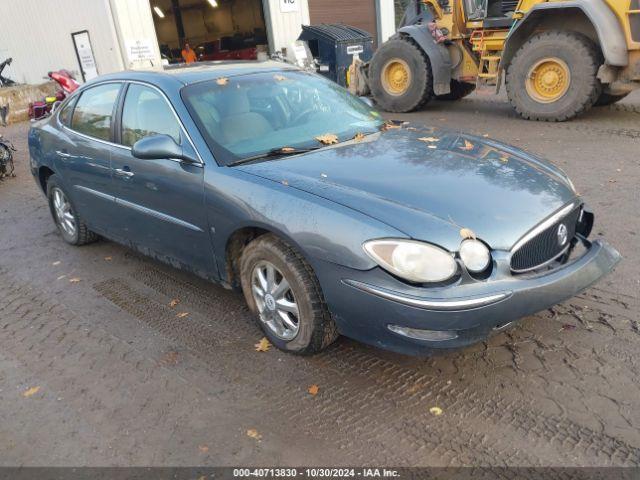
(317, 239, 620, 356)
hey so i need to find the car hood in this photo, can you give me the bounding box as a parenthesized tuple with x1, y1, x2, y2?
(237, 126, 578, 251)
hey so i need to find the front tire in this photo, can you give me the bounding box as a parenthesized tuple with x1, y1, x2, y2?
(369, 37, 434, 113)
(506, 31, 602, 121)
(240, 234, 338, 355)
(46, 175, 98, 246)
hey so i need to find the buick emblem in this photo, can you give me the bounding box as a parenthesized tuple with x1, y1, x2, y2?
(557, 223, 568, 246)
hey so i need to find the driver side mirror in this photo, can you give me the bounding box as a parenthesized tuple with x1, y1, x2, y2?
(131, 134, 199, 164)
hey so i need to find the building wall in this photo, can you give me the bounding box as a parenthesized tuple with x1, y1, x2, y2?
(107, 0, 163, 70)
(262, 0, 311, 53)
(0, 0, 124, 85)
(308, 0, 379, 46)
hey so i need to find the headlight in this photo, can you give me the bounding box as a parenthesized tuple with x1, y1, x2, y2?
(459, 239, 491, 273)
(363, 239, 457, 283)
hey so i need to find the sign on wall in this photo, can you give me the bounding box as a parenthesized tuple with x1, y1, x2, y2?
(71, 30, 98, 82)
(125, 39, 156, 64)
(280, 0, 300, 13)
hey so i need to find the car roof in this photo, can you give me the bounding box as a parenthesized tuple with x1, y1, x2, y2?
(90, 61, 300, 89)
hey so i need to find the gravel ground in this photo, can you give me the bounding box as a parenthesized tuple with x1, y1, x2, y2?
(0, 90, 639, 467)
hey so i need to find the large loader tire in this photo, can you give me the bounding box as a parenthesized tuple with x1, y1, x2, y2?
(594, 92, 629, 107)
(436, 80, 476, 101)
(505, 31, 602, 121)
(369, 37, 433, 113)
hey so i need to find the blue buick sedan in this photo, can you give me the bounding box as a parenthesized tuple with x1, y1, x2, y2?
(28, 62, 620, 355)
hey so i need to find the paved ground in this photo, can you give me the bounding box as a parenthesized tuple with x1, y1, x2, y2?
(0, 91, 639, 467)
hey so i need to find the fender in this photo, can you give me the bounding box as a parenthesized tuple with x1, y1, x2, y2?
(502, 0, 628, 70)
(397, 25, 452, 95)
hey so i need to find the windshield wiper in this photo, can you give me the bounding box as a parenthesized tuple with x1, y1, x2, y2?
(228, 146, 323, 166)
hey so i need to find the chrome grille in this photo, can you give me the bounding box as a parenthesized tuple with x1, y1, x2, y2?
(510, 205, 581, 272)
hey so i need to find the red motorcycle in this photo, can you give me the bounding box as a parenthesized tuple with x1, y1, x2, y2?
(29, 69, 79, 120)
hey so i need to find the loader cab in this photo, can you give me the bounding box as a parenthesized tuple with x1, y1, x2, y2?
(463, 0, 518, 27)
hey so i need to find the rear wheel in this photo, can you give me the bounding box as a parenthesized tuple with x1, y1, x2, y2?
(436, 80, 476, 101)
(369, 37, 433, 113)
(240, 234, 338, 355)
(505, 31, 602, 121)
(594, 91, 629, 107)
(46, 175, 98, 246)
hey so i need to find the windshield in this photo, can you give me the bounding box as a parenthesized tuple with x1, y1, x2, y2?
(181, 70, 384, 165)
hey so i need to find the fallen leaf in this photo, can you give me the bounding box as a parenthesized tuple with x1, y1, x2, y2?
(254, 337, 271, 352)
(460, 139, 474, 151)
(381, 122, 402, 131)
(429, 406, 443, 416)
(198, 444, 209, 453)
(52, 261, 61, 266)
(280, 147, 296, 153)
(353, 132, 365, 142)
(406, 383, 422, 395)
(176, 312, 189, 318)
(281, 179, 289, 186)
(482, 133, 489, 137)
(69, 278, 81, 283)
(246, 428, 262, 440)
(315, 133, 339, 145)
(161, 351, 179, 365)
(23, 386, 41, 398)
(104, 256, 112, 261)
(169, 299, 180, 308)
(499, 156, 509, 163)
(216, 77, 229, 85)
(459, 228, 476, 240)
(308, 384, 319, 396)
(418, 137, 439, 143)
(273, 74, 287, 81)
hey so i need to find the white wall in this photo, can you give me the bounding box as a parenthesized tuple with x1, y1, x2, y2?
(376, 0, 397, 44)
(262, 0, 310, 53)
(0, 0, 124, 85)
(107, 0, 163, 70)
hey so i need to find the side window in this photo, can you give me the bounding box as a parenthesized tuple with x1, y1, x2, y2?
(70, 83, 121, 141)
(121, 84, 181, 147)
(58, 96, 77, 127)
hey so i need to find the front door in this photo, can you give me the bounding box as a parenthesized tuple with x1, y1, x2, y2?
(109, 83, 215, 279)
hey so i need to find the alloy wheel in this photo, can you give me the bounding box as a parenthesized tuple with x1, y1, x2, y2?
(52, 187, 77, 238)
(251, 261, 300, 341)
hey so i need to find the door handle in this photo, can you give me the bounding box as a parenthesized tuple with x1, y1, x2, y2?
(114, 168, 134, 178)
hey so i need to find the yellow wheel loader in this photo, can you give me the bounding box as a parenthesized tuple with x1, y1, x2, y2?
(367, 0, 640, 120)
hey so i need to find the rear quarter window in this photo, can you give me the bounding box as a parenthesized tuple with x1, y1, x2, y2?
(70, 83, 121, 141)
(58, 96, 78, 127)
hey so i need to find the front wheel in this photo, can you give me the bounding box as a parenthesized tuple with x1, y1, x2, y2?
(240, 234, 338, 355)
(505, 31, 602, 121)
(368, 37, 433, 113)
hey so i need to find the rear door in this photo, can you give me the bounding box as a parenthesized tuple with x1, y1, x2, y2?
(108, 82, 215, 278)
(54, 82, 123, 234)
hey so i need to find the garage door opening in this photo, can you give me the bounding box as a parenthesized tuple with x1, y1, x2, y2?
(150, 0, 269, 63)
